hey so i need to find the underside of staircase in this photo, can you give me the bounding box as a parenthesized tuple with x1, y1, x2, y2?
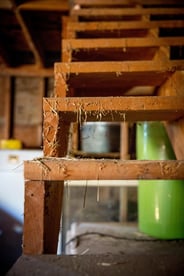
(21, 0, 184, 259)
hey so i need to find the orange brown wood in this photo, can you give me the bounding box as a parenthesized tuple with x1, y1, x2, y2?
(157, 71, 184, 159)
(65, 20, 184, 39)
(54, 61, 184, 97)
(71, 7, 184, 17)
(43, 96, 184, 122)
(23, 0, 184, 256)
(0, 76, 11, 139)
(24, 159, 184, 181)
(23, 180, 64, 254)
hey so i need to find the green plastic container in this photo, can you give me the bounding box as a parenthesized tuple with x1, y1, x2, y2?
(136, 122, 184, 239)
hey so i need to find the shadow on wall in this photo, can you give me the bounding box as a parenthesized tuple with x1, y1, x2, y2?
(0, 209, 23, 275)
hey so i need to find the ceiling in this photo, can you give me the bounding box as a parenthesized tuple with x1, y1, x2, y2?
(0, 0, 70, 75)
(0, 0, 184, 77)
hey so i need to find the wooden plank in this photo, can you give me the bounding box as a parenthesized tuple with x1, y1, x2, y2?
(0, 65, 53, 77)
(73, 0, 184, 6)
(55, 60, 184, 75)
(54, 61, 184, 96)
(43, 96, 184, 122)
(0, 76, 11, 139)
(23, 180, 45, 254)
(67, 20, 184, 31)
(18, 0, 69, 12)
(0, 0, 13, 9)
(158, 71, 184, 160)
(62, 37, 184, 61)
(71, 8, 184, 17)
(23, 180, 64, 254)
(43, 180, 64, 254)
(24, 159, 184, 180)
(63, 37, 184, 49)
(73, 0, 136, 6)
(119, 122, 129, 222)
(43, 107, 70, 157)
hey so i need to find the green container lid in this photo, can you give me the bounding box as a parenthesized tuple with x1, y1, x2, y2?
(136, 122, 184, 239)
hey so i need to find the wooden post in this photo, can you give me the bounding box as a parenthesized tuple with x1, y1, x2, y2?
(119, 122, 129, 222)
(23, 180, 64, 254)
(0, 76, 11, 139)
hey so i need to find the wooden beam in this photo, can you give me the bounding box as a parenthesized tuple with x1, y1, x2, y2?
(55, 60, 184, 74)
(0, 76, 11, 139)
(43, 107, 70, 157)
(54, 61, 184, 96)
(43, 96, 184, 122)
(18, 0, 69, 12)
(10, 0, 45, 67)
(119, 122, 129, 222)
(62, 37, 184, 62)
(71, 7, 184, 17)
(24, 159, 184, 180)
(0, 65, 53, 77)
(66, 20, 184, 33)
(73, 0, 184, 6)
(63, 37, 184, 50)
(73, 0, 136, 6)
(0, 0, 13, 9)
(23, 180, 64, 254)
(15, 10, 44, 67)
(23, 180, 45, 254)
(158, 71, 184, 159)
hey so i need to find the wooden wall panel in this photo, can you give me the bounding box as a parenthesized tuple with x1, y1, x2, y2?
(13, 77, 44, 148)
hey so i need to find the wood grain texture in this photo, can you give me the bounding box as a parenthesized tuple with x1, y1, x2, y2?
(23, 180, 64, 254)
(24, 159, 184, 181)
(43, 96, 184, 122)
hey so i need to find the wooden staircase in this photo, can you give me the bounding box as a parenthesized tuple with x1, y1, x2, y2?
(23, 0, 184, 254)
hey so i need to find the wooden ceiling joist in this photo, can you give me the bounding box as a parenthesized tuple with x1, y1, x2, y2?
(18, 0, 69, 12)
(0, 65, 53, 77)
(13, 8, 45, 67)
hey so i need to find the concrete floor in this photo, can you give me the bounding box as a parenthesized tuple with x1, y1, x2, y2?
(7, 187, 184, 275)
(7, 223, 184, 275)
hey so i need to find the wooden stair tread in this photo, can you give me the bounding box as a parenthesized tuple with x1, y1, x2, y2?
(24, 158, 184, 180)
(66, 20, 184, 31)
(63, 37, 184, 48)
(43, 96, 184, 122)
(66, 20, 184, 39)
(71, 7, 184, 16)
(55, 61, 184, 91)
(62, 37, 184, 62)
(73, 0, 184, 6)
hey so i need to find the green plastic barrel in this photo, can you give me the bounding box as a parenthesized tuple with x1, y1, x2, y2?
(136, 122, 184, 239)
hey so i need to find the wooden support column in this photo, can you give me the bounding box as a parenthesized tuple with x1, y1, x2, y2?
(119, 122, 129, 222)
(43, 109, 70, 157)
(23, 180, 64, 254)
(158, 71, 184, 160)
